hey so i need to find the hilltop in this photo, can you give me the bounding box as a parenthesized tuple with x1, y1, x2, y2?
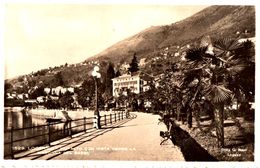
(5, 5, 255, 89)
(87, 5, 255, 64)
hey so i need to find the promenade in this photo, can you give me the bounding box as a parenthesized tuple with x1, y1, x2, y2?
(15, 112, 184, 161)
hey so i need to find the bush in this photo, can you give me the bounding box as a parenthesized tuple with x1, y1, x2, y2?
(4, 99, 25, 107)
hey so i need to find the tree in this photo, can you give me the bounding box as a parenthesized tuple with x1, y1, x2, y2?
(4, 82, 13, 103)
(153, 63, 183, 117)
(105, 62, 115, 97)
(45, 97, 60, 109)
(77, 78, 95, 108)
(115, 92, 128, 108)
(59, 91, 74, 109)
(28, 78, 37, 87)
(227, 40, 255, 119)
(128, 53, 139, 73)
(77, 90, 92, 109)
(18, 76, 24, 82)
(139, 80, 160, 113)
(115, 70, 121, 77)
(4, 82, 13, 92)
(29, 86, 45, 99)
(77, 76, 105, 109)
(50, 71, 64, 87)
(182, 37, 255, 147)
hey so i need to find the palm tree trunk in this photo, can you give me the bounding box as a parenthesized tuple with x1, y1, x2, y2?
(187, 110, 192, 128)
(214, 104, 224, 147)
(187, 85, 200, 128)
(176, 103, 181, 121)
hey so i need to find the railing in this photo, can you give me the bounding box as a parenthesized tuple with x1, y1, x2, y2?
(4, 111, 128, 159)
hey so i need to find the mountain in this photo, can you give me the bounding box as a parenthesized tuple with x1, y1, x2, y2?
(87, 5, 255, 64)
(6, 5, 255, 90)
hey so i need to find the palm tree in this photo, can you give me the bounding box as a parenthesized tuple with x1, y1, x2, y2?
(183, 37, 254, 147)
(155, 68, 182, 116)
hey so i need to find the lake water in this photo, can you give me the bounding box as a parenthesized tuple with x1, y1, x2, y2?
(4, 108, 96, 158)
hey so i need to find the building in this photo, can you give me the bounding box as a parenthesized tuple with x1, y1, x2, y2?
(45, 86, 75, 96)
(139, 58, 146, 67)
(111, 72, 153, 97)
(238, 37, 256, 45)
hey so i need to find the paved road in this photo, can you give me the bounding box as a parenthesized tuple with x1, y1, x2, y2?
(15, 112, 184, 161)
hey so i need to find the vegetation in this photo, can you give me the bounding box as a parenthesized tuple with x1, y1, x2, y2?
(128, 53, 139, 74)
(59, 91, 74, 109)
(29, 86, 45, 99)
(45, 98, 60, 109)
(76, 77, 96, 108)
(4, 99, 25, 107)
(115, 35, 254, 154)
(103, 62, 115, 98)
(89, 6, 254, 66)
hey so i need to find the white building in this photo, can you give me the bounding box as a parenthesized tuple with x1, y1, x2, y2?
(67, 87, 74, 93)
(17, 94, 24, 100)
(47, 86, 75, 95)
(44, 88, 51, 94)
(120, 62, 130, 71)
(139, 58, 146, 67)
(238, 37, 256, 45)
(53, 86, 63, 95)
(111, 72, 153, 97)
(37, 96, 45, 103)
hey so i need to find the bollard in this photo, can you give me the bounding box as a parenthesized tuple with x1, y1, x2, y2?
(126, 109, 129, 119)
(84, 117, 86, 132)
(10, 127, 14, 159)
(110, 114, 112, 124)
(69, 121, 72, 138)
(93, 117, 97, 128)
(115, 113, 117, 122)
(48, 122, 51, 146)
(104, 115, 107, 126)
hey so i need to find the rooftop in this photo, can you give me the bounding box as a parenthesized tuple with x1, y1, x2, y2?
(112, 71, 153, 81)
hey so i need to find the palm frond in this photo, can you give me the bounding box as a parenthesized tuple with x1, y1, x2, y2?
(214, 37, 242, 51)
(181, 69, 202, 87)
(205, 85, 233, 104)
(200, 35, 212, 45)
(234, 40, 255, 61)
(213, 38, 243, 58)
(211, 66, 228, 76)
(185, 47, 208, 62)
(227, 64, 246, 75)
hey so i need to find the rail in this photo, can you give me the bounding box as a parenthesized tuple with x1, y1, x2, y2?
(4, 110, 128, 159)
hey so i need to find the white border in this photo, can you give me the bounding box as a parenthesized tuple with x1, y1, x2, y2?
(0, 0, 258, 167)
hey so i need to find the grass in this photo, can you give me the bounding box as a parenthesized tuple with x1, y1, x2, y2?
(176, 116, 254, 161)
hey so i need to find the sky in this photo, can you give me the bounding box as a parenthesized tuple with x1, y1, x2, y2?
(3, 4, 208, 79)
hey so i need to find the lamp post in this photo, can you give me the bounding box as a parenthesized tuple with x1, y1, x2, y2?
(92, 65, 101, 129)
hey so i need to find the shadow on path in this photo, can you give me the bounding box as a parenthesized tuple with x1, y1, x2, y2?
(15, 115, 136, 160)
(170, 121, 218, 161)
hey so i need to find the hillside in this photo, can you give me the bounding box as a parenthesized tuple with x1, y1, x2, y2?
(87, 5, 255, 64)
(6, 5, 255, 89)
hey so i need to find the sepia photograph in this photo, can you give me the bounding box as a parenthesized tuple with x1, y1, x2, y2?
(1, 1, 257, 167)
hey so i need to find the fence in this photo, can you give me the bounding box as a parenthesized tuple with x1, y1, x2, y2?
(4, 111, 128, 159)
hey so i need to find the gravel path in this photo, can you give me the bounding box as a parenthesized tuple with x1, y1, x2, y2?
(16, 112, 184, 161)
